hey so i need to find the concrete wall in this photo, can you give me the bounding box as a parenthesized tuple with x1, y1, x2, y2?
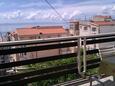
(99, 25, 115, 48)
(11, 33, 69, 61)
(93, 17, 105, 21)
(79, 25, 91, 36)
(79, 25, 99, 50)
(100, 25, 115, 33)
(17, 49, 60, 61)
(92, 17, 112, 22)
(79, 25, 99, 36)
(69, 21, 79, 36)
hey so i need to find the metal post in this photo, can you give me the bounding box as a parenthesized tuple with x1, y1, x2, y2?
(77, 37, 81, 75)
(89, 76, 93, 86)
(98, 48, 102, 60)
(83, 37, 87, 75)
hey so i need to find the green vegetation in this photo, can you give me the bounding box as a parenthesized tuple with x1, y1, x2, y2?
(29, 73, 77, 86)
(24, 53, 99, 86)
(27, 57, 76, 70)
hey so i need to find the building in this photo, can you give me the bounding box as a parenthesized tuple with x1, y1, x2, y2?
(69, 20, 79, 36)
(79, 16, 115, 36)
(92, 15, 112, 22)
(69, 15, 115, 49)
(90, 21, 115, 48)
(10, 26, 69, 61)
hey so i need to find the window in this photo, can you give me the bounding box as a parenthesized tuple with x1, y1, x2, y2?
(70, 24, 74, 29)
(70, 24, 79, 30)
(75, 24, 79, 30)
(84, 27, 88, 30)
(92, 27, 96, 32)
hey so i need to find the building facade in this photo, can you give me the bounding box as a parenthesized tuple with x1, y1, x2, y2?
(69, 20, 79, 36)
(92, 15, 112, 22)
(69, 15, 115, 49)
(10, 26, 69, 61)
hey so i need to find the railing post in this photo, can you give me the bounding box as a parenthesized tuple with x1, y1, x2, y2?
(83, 37, 87, 76)
(98, 48, 102, 60)
(77, 37, 81, 75)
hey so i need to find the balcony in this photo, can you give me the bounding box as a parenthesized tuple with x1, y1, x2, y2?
(0, 33, 115, 86)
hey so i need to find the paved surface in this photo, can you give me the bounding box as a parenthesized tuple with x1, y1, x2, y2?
(79, 76, 115, 86)
(54, 76, 115, 86)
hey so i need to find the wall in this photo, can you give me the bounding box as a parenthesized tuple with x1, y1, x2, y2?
(100, 25, 115, 33)
(99, 25, 115, 48)
(79, 25, 91, 36)
(13, 33, 69, 61)
(92, 17, 105, 21)
(79, 24, 99, 50)
(69, 22, 79, 36)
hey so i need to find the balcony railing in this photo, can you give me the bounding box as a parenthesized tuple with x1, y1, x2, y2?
(0, 32, 115, 86)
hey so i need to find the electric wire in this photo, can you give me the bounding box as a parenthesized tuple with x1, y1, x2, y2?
(44, 0, 68, 23)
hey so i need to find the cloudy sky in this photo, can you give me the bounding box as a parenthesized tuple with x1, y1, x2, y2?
(0, 0, 115, 23)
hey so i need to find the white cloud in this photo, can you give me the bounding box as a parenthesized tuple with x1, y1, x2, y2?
(0, 0, 115, 22)
(0, 10, 22, 19)
(25, 11, 40, 19)
(71, 11, 82, 18)
(0, 5, 106, 21)
(100, 4, 115, 15)
(111, 5, 115, 11)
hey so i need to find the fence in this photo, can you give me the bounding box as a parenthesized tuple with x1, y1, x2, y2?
(0, 32, 115, 86)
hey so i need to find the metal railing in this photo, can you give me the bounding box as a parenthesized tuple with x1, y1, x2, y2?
(0, 32, 115, 85)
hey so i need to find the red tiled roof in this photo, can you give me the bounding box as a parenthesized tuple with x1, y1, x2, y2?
(32, 26, 63, 29)
(91, 21, 115, 26)
(94, 15, 111, 18)
(15, 26, 66, 36)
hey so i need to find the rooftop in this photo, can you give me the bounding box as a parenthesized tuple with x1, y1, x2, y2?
(79, 20, 91, 26)
(91, 21, 115, 26)
(94, 15, 112, 18)
(15, 26, 66, 36)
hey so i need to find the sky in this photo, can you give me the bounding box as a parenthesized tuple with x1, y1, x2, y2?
(0, 0, 115, 23)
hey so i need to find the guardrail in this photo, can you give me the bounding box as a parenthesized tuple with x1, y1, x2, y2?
(0, 32, 115, 86)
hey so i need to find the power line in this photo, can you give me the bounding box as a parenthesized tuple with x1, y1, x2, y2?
(44, 0, 68, 23)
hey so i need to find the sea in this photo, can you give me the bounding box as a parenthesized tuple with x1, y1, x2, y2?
(0, 22, 67, 33)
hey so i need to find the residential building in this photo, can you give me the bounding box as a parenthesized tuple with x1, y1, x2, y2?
(69, 15, 115, 49)
(69, 20, 79, 36)
(90, 21, 115, 48)
(92, 15, 112, 22)
(10, 26, 69, 61)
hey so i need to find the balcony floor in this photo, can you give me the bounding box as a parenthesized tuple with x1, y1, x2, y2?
(79, 76, 115, 86)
